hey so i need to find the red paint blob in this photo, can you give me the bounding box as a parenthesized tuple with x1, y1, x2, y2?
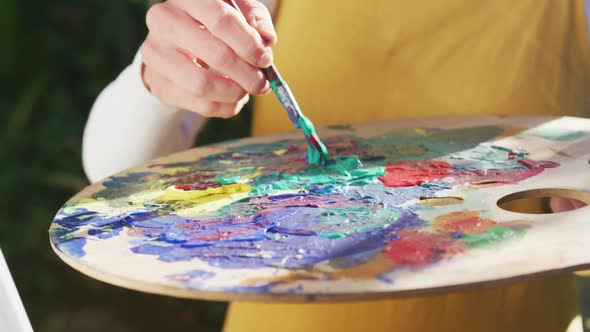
(378, 160, 454, 187)
(386, 231, 465, 267)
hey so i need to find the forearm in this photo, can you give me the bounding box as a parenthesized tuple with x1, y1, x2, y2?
(82, 51, 206, 184)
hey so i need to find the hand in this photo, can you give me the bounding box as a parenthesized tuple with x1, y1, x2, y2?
(549, 197, 587, 212)
(140, 0, 277, 118)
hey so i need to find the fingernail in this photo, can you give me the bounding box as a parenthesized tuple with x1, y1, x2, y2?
(257, 47, 273, 68)
(260, 81, 271, 95)
(238, 94, 250, 107)
(263, 34, 277, 46)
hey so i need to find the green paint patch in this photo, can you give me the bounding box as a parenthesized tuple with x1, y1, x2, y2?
(321, 233, 346, 239)
(530, 128, 588, 141)
(217, 176, 241, 184)
(462, 226, 525, 248)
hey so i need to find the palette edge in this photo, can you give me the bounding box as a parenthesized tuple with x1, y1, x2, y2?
(49, 235, 590, 303)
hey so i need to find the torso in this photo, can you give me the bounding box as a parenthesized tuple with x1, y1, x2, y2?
(229, 2, 590, 332)
(253, 0, 590, 135)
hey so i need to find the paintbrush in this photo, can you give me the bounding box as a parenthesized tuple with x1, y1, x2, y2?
(226, 0, 330, 166)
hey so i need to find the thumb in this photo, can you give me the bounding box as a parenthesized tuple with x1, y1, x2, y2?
(235, 0, 278, 45)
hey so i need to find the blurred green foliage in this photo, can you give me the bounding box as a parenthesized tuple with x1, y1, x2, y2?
(0, 0, 249, 330)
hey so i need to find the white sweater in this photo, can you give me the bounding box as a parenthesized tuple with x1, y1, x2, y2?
(82, 51, 206, 184)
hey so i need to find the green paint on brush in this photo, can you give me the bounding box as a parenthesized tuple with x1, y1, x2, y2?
(266, 67, 330, 166)
(298, 116, 329, 166)
(217, 176, 241, 185)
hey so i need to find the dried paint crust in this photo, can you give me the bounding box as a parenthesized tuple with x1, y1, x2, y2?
(50, 125, 561, 293)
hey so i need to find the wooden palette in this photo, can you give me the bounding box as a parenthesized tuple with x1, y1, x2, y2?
(49, 115, 590, 302)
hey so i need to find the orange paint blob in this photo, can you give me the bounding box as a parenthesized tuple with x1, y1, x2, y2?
(433, 210, 496, 234)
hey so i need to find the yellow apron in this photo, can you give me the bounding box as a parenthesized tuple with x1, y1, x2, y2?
(225, 1, 590, 331)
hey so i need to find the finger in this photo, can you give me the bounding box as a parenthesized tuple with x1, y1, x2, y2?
(571, 199, 587, 209)
(145, 66, 249, 118)
(149, 4, 269, 95)
(176, 0, 273, 67)
(141, 37, 247, 103)
(550, 197, 570, 212)
(235, 0, 277, 45)
(549, 197, 585, 213)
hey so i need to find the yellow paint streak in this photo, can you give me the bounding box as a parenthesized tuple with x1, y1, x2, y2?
(160, 183, 251, 201)
(76, 198, 101, 204)
(175, 191, 251, 216)
(167, 167, 192, 175)
(273, 149, 288, 155)
(414, 128, 428, 136)
(243, 171, 262, 180)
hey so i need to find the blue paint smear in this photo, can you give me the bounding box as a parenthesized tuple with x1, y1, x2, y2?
(56, 237, 87, 258)
(184, 269, 216, 279)
(129, 205, 425, 270)
(376, 274, 394, 284)
(54, 208, 128, 239)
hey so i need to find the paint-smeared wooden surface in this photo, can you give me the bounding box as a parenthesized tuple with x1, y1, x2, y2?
(49, 116, 590, 302)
